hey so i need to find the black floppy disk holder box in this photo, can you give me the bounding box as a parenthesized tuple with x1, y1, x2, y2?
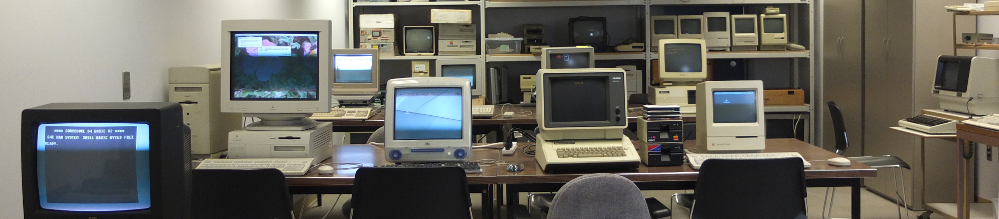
(639, 117, 684, 166)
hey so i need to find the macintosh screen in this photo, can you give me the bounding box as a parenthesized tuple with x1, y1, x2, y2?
(230, 32, 320, 100)
(935, 60, 965, 92)
(405, 28, 434, 53)
(763, 18, 785, 33)
(393, 88, 463, 140)
(661, 44, 703, 72)
(549, 53, 591, 69)
(707, 17, 727, 32)
(549, 76, 608, 123)
(654, 19, 675, 34)
(35, 123, 151, 211)
(334, 54, 373, 83)
(712, 91, 757, 123)
(441, 65, 476, 88)
(572, 21, 605, 44)
(680, 19, 702, 34)
(734, 18, 755, 33)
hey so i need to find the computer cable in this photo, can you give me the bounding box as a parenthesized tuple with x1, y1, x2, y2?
(523, 143, 536, 157)
(967, 97, 975, 119)
(318, 194, 342, 219)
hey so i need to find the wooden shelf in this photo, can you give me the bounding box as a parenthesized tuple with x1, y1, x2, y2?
(706, 50, 810, 59)
(763, 104, 810, 113)
(953, 10, 999, 15)
(956, 44, 999, 50)
(890, 127, 957, 139)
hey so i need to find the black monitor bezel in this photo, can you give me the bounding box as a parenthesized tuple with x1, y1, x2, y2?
(568, 17, 609, 48)
(21, 102, 189, 219)
(934, 56, 973, 93)
(541, 72, 627, 128)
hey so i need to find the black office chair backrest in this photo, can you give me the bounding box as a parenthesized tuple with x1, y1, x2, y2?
(826, 101, 849, 154)
(192, 169, 293, 219)
(351, 167, 472, 219)
(691, 158, 807, 219)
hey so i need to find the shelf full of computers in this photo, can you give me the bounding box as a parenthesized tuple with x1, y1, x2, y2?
(651, 7, 795, 52)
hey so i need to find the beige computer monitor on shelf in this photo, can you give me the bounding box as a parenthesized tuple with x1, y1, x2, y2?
(759, 13, 788, 51)
(731, 14, 759, 51)
(651, 15, 678, 52)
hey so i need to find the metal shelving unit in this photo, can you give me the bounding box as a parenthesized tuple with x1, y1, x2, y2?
(347, 0, 817, 142)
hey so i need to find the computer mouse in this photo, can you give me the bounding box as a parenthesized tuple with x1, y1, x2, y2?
(827, 157, 851, 167)
(317, 165, 335, 175)
(507, 163, 524, 172)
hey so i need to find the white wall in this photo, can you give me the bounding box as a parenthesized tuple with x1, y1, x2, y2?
(0, 1, 345, 216)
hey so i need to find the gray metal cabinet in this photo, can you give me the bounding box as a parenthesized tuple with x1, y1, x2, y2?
(821, 0, 864, 157)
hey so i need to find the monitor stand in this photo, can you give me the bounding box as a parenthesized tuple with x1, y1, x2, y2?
(244, 114, 318, 131)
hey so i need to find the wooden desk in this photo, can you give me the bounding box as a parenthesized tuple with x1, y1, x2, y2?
(955, 124, 999, 219)
(285, 145, 501, 219)
(316, 104, 696, 132)
(496, 138, 875, 219)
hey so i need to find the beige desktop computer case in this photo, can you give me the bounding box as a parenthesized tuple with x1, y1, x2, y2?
(168, 65, 243, 157)
(821, 0, 975, 210)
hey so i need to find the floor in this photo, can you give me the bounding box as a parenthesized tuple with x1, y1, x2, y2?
(299, 187, 951, 219)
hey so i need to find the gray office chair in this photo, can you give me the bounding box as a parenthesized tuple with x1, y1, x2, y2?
(367, 126, 385, 144)
(690, 158, 807, 219)
(826, 101, 910, 219)
(192, 169, 294, 219)
(546, 173, 651, 219)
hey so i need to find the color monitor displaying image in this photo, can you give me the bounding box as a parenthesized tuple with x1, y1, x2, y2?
(393, 88, 464, 140)
(230, 32, 320, 100)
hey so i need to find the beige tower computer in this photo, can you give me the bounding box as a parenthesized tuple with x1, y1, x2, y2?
(168, 65, 243, 156)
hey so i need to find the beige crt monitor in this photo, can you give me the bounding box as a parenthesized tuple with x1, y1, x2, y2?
(933, 55, 999, 115)
(678, 15, 704, 39)
(658, 39, 707, 82)
(650, 15, 678, 52)
(331, 49, 379, 96)
(696, 80, 766, 153)
(759, 14, 788, 51)
(703, 12, 731, 51)
(436, 59, 485, 96)
(730, 14, 759, 51)
(541, 47, 595, 69)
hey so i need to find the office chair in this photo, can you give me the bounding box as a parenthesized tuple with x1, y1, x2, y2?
(192, 169, 294, 219)
(367, 127, 385, 144)
(546, 173, 652, 219)
(690, 158, 807, 219)
(348, 167, 473, 219)
(825, 101, 910, 219)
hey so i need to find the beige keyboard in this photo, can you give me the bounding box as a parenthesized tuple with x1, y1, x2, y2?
(310, 107, 372, 120)
(473, 105, 494, 118)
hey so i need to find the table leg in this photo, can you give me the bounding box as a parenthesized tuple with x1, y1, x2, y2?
(852, 180, 861, 219)
(957, 139, 973, 219)
(506, 185, 520, 219)
(483, 185, 493, 219)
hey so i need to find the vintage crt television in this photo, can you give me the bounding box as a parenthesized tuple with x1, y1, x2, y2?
(541, 47, 595, 69)
(221, 19, 333, 131)
(650, 15, 678, 52)
(569, 16, 609, 52)
(703, 12, 731, 51)
(678, 15, 704, 39)
(436, 59, 485, 97)
(730, 14, 759, 51)
(385, 77, 472, 162)
(332, 48, 379, 96)
(404, 26, 436, 56)
(933, 55, 999, 115)
(696, 80, 766, 152)
(759, 13, 788, 51)
(21, 102, 191, 219)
